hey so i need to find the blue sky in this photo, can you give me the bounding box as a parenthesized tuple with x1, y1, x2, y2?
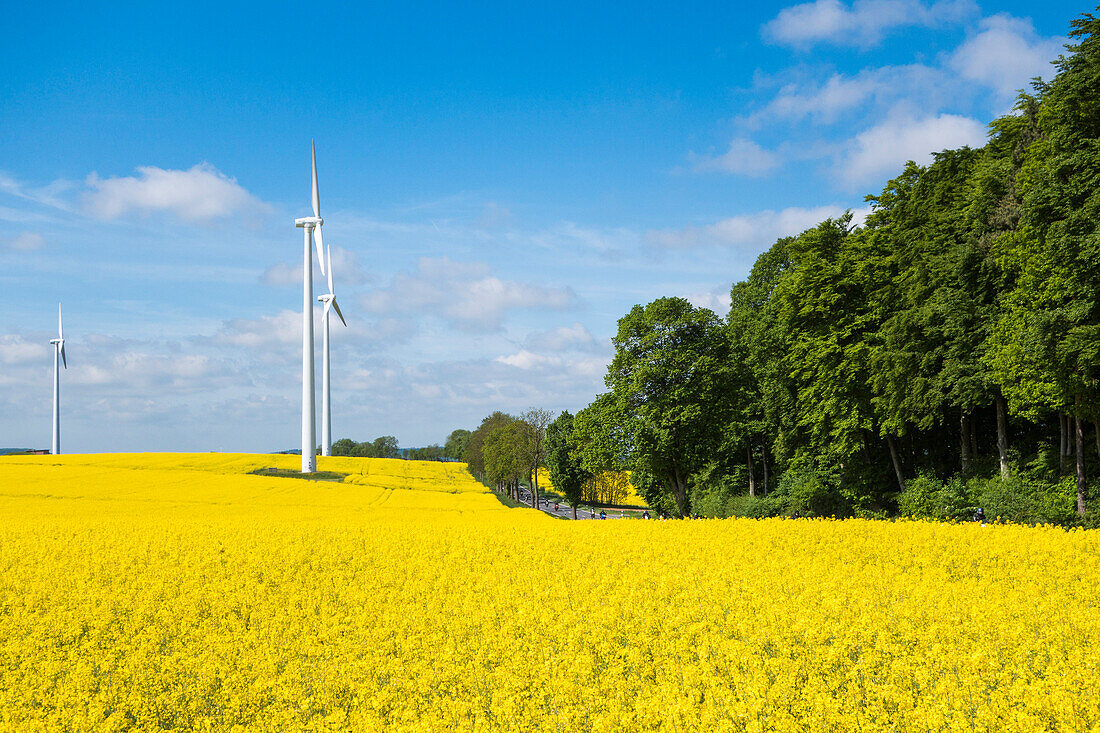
(0, 0, 1085, 452)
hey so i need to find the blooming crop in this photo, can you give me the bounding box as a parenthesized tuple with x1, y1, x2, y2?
(0, 453, 1097, 731)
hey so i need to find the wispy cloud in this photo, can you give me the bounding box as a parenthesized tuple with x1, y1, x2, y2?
(361, 257, 578, 333)
(691, 138, 781, 176)
(742, 64, 949, 128)
(524, 323, 602, 353)
(0, 334, 48, 365)
(646, 206, 865, 249)
(261, 246, 371, 288)
(0, 172, 78, 212)
(763, 0, 977, 49)
(2, 232, 46, 250)
(83, 163, 272, 223)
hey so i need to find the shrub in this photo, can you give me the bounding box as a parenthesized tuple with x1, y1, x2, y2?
(725, 493, 788, 518)
(775, 456, 849, 517)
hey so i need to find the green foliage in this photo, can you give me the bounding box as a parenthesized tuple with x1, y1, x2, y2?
(444, 430, 471, 461)
(606, 297, 734, 516)
(464, 412, 511, 479)
(330, 436, 400, 459)
(898, 474, 973, 521)
(483, 418, 532, 487)
(545, 411, 590, 513)
(968, 474, 1079, 525)
(722, 494, 788, 518)
(772, 456, 849, 517)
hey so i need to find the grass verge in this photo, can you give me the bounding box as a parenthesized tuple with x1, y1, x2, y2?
(249, 467, 349, 482)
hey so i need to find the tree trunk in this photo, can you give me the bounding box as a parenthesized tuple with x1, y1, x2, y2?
(533, 468, 540, 508)
(970, 418, 978, 462)
(572, 504, 577, 520)
(887, 434, 906, 492)
(995, 395, 1010, 479)
(960, 410, 971, 475)
(671, 466, 688, 516)
(761, 447, 769, 497)
(1077, 397, 1087, 517)
(1060, 412, 1067, 475)
(746, 446, 756, 497)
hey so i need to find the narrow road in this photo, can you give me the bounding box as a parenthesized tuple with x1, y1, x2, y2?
(518, 493, 649, 520)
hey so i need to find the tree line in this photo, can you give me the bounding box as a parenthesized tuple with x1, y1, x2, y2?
(329, 433, 468, 462)
(549, 13, 1100, 523)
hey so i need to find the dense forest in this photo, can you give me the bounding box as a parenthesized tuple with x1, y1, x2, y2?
(464, 12, 1100, 524)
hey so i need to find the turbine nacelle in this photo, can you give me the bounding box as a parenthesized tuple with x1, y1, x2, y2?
(317, 293, 347, 327)
(53, 304, 67, 368)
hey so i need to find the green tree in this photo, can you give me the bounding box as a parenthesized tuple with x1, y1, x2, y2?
(998, 13, 1100, 514)
(545, 411, 590, 520)
(371, 436, 400, 460)
(444, 429, 472, 461)
(483, 417, 533, 502)
(330, 438, 358, 457)
(522, 408, 554, 509)
(464, 412, 511, 480)
(605, 297, 733, 516)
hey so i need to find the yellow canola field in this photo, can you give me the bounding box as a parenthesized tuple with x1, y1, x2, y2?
(1, 453, 1099, 732)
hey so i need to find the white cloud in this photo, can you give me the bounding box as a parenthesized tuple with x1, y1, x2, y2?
(692, 138, 781, 176)
(70, 351, 222, 391)
(684, 288, 732, 314)
(0, 335, 48, 365)
(3, 232, 45, 250)
(261, 246, 369, 287)
(83, 163, 271, 222)
(212, 310, 302, 348)
(838, 112, 987, 188)
(747, 64, 947, 126)
(763, 0, 977, 48)
(496, 350, 559, 370)
(524, 323, 601, 353)
(360, 257, 578, 332)
(520, 221, 638, 260)
(646, 205, 862, 249)
(950, 15, 1064, 97)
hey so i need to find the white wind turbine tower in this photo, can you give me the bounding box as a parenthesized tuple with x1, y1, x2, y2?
(293, 140, 328, 473)
(49, 303, 67, 455)
(318, 244, 347, 457)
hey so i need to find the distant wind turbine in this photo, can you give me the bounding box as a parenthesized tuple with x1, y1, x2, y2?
(49, 303, 67, 455)
(293, 141, 328, 473)
(318, 244, 347, 457)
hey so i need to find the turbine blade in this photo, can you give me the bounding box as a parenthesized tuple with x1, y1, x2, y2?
(326, 241, 334, 295)
(58, 303, 63, 340)
(60, 343, 67, 369)
(315, 225, 326, 276)
(332, 297, 347, 327)
(311, 139, 320, 218)
(323, 298, 332, 321)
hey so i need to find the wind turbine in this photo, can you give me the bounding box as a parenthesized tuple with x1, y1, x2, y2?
(318, 244, 347, 457)
(293, 140, 327, 473)
(49, 303, 67, 455)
